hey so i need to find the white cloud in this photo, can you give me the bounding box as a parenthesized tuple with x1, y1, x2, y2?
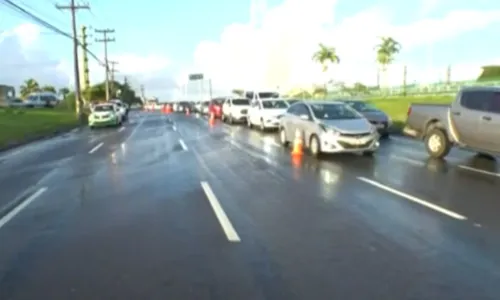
(191, 0, 500, 91)
(1, 23, 174, 98)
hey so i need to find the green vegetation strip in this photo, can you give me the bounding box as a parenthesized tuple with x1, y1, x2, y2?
(367, 95, 454, 130)
(0, 108, 78, 147)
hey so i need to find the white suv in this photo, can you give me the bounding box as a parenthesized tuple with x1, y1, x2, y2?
(221, 97, 250, 124)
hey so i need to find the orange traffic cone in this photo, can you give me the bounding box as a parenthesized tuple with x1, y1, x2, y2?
(209, 112, 215, 126)
(291, 129, 303, 156)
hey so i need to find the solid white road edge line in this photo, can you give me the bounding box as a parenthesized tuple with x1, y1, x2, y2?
(0, 187, 48, 230)
(458, 165, 500, 177)
(200, 181, 241, 242)
(357, 177, 467, 220)
(88, 142, 103, 154)
(179, 139, 188, 151)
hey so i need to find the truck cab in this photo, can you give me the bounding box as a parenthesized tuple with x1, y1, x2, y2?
(404, 87, 500, 158)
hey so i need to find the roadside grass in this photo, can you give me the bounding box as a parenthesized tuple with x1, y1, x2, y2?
(0, 107, 78, 147)
(367, 95, 455, 131)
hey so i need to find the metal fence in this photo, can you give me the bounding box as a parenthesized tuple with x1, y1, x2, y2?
(323, 80, 500, 99)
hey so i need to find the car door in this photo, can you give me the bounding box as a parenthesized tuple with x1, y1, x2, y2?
(249, 100, 259, 125)
(453, 91, 487, 147)
(479, 91, 500, 152)
(294, 104, 313, 138)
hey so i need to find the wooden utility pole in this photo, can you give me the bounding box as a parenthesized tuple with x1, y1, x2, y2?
(95, 28, 115, 101)
(108, 61, 118, 98)
(56, 0, 89, 123)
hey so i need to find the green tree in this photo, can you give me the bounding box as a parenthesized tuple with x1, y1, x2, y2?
(312, 43, 340, 98)
(19, 78, 40, 98)
(375, 37, 401, 88)
(58, 87, 70, 99)
(41, 85, 56, 93)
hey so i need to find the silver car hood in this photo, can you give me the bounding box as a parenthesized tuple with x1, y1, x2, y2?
(360, 110, 388, 122)
(320, 118, 373, 133)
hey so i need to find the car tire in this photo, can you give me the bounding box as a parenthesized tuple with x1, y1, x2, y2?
(279, 127, 289, 147)
(363, 151, 375, 156)
(309, 135, 321, 157)
(380, 132, 390, 139)
(425, 128, 451, 159)
(259, 119, 266, 131)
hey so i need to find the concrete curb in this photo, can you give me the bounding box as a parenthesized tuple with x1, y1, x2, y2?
(0, 125, 81, 154)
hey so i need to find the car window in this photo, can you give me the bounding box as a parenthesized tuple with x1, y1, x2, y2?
(261, 100, 288, 109)
(286, 104, 299, 115)
(232, 99, 249, 105)
(461, 90, 500, 113)
(310, 103, 362, 120)
(287, 99, 299, 105)
(27, 95, 37, 101)
(295, 104, 310, 116)
(258, 92, 279, 99)
(346, 101, 378, 112)
(94, 105, 114, 112)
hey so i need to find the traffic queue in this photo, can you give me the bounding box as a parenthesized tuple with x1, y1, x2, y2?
(166, 94, 393, 158)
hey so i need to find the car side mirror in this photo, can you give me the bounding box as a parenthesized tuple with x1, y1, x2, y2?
(299, 114, 309, 120)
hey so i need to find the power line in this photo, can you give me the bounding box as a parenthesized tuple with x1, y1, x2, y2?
(0, 0, 104, 65)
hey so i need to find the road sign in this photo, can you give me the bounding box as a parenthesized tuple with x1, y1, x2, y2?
(189, 73, 203, 80)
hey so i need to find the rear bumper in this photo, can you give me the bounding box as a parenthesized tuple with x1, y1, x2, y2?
(89, 118, 117, 127)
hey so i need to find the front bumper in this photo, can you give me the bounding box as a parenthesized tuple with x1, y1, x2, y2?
(231, 113, 247, 122)
(262, 117, 280, 128)
(89, 118, 118, 127)
(319, 132, 380, 153)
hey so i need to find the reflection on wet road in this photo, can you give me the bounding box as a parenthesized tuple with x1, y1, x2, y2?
(1, 111, 499, 299)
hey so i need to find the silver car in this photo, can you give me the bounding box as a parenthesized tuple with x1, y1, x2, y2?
(343, 100, 392, 137)
(279, 101, 380, 156)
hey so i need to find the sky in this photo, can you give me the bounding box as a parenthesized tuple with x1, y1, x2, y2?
(0, 0, 499, 100)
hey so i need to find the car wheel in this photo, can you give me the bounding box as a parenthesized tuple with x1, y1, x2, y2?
(363, 151, 375, 156)
(380, 132, 390, 139)
(279, 128, 289, 147)
(425, 128, 451, 159)
(309, 135, 321, 157)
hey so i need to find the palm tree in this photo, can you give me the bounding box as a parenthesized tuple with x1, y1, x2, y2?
(59, 87, 70, 99)
(19, 78, 40, 99)
(375, 37, 401, 88)
(312, 43, 340, 98)
(41, 85, 56, 93)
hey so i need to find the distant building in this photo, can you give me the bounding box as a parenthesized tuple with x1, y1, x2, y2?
(0, 85, 15, 107)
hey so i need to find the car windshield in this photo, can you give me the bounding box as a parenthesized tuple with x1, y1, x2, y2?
(232, 99, 249, 105)
(345, 101, 378, 112)
(262, 100, 288, 109)
(94, 105, 114, 112)
(259, 92, 279, 99)
(310, 103, 361, 120)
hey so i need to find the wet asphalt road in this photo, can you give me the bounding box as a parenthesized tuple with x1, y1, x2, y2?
(1, 110, 500, 300)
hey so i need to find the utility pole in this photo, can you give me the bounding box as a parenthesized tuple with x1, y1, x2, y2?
(140, 84, 145, 101)
(108, 61, 118, 98)
(95, 28, 115, 101)
(80, 25, 91, 103)
(56, 0, 89, 124)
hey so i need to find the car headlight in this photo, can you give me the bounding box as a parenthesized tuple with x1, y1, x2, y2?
(319, 124, 339, 136)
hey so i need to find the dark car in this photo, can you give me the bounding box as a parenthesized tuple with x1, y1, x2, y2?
(343, 100, 392, 137)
